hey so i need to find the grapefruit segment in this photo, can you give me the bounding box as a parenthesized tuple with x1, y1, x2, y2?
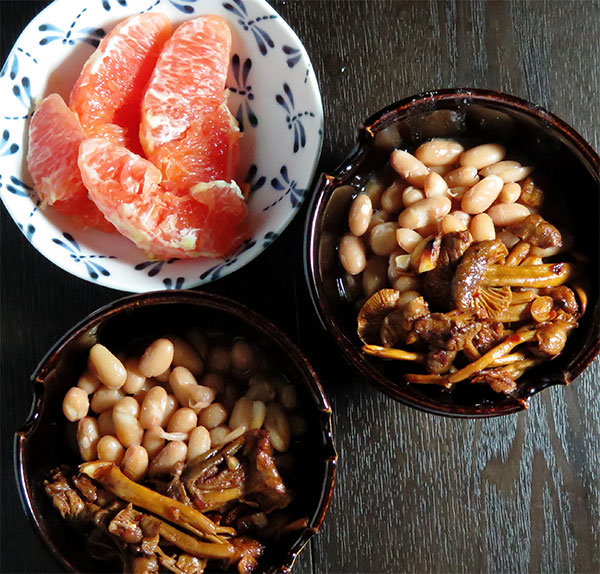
(140, 15, 239, 185)
(26, 94, 113, 231)
(69, 12, 172, 154)
(78, 138, 247, 259)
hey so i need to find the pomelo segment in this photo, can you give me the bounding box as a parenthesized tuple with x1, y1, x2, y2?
(78, 138, 247, 259)
(70, 12, 172, 154)
(27, 94, 113, 231)
(140, 15, 239, 186)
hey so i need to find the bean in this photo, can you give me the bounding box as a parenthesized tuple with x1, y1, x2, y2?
(169, 366, 198, 405)
(113, 397, 143, 447)
(167, 408, 198, 434)
(159, 394, 179, 427)
(199, 402, 228, 429)
(185, 330, 208, 360)
(366, 209, 390, 232)
(264, 403, 291, 453)
(148, 441, 187, 477)
(221, 426, 246, 444)
(221, 383, 240, 411)
(227, 456, 242, 472)
(154, 368, 171, 383)
(397, 196, 452, 229)
(123, 358, 146, 394)
(345, 193, 372, 239)
(139, 339, 174, 378)
(246, 379, 276, 403)
(229, 397, 254, 430)
(200, 372, 224, 396)
(390, 150, 429, 186)
(461, 175, 503, 214)
(97, 409, 116, 436)
(121, 445, 149, 482)
(207, 345, 231, 373)
(187, 426, 211, 462)
(362, 256, 389, 297)
(142, 426, 165, 460)
(187, 385, 215, 412)
(397, 290, 422, 308)
(470, 213, 496, 242)
(170, 336, 204, 376)
(370, 222, 399, 256)
(97, 435, 125, 464)
(447, 186, 467, 200)
(338, 233, 366, 275)
(402, 186, 425, 207)
(140, 386, 168, 430)
(63, 387, 90, 422)
(77, 417, 100, 461)
(424, 172, 449, 198)
(279, 385, 297, 410)
(416, 222, 439, 237)
(364, 177, 385, 209)
(88, 344, 127, 389)
(440, 214, 467, 234)
(460, 143, 505, 169)
(77, 371, 102, 395)
(497, 230, 520, 249)
(395, 228, 423, 252)
(393, 274, 421, 293)
(380, 181, 405, 214)
(480, 160, 532, 182)
(231, 340, 258, 375)
(498, 182, 521, 203)
(415, 139, 464, 166)
(487, 203, 530, 226)
(449, 211, 471, 228)
(210, 425, 232, 446)
(445, 166, 479, 188)
(251, 401, 267, 429)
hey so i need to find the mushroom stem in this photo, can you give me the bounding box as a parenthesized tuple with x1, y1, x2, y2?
(404, 373, 453, 388)
(489, 352, 526, 367)
(510, 290, 537, 304)
(80, 461, 221, 539)
(506, 241, 531, 266)
(496, 302, 531, 322)
(446, 329, 537, 384)
(362, 345, 425, 362)
(483, 263, 574, 287)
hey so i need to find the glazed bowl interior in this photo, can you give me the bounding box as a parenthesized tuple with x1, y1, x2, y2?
(306, 88, 599, 418)
(16, 291, 336, 573)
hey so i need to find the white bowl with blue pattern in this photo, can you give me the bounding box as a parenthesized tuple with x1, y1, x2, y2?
(0, 0, 323, 291)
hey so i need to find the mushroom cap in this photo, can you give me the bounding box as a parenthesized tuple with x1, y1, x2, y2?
(357, 288, 400, 344)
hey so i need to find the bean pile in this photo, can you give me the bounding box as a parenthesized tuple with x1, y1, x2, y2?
(339, 139, 546, 299)
(62, 332, 306, 483)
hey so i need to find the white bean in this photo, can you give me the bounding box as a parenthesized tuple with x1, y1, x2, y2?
(167, 408, 198, 434)
(148, 441, 187, 477)
(498, 182, 521, 203)
(460, 143, 505, 169)
(142, 426, 165, 460)
(445, 166, 479, 188)
(440, 214, 468, 234)
(88, 344, 127, 389)
(140, 386, 168, 430)
(362, 256, 389, 297)
(210, 425, 232, 446)
(415, 139, 464, 166)
(461, 175, 503, 214)
(113, 397, 144, 448)
(480, 160, 532, 182)
(159, 394, 180, 427)
(139, 339, 174, 378)
(424, 172, 449, 198)
(395, 228, 423, 252)
(63, 387, 89, 422)
(97, 435, 125, 464)
(486, 203, 530, 226)
(231, 340, 258, 375)
(470, 213, 496, 242)
(393, 274, 421, 293)
(77, 417, 100, 461)
(187, 426, 211, 462)
(380, 181, 405, 214)
(370, 222, 399, 256)
(199, 402, 228, 429)
(123, 358, 146, 394)
(401, 186, 425, 207)
(207, 345, 231, 372)
(264, 403, 291, 453)
(397, 196, 452, 229)
(77, 371, 102, 395)
(497, 230, 521, 249)
(390, 150, 429, 186)
(229, 397, 253, 431)
(449, 211, 471, 228)
(170, 336, 204, 376)
(246, 379, 276, 403)
(121, 445, 149, 482)
(338, 233, 366, 275)
(97, 409, 116, 436)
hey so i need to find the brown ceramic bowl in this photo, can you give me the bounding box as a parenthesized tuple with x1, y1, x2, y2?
(305, 88, 599, 418)
(15, 291, 336, 573)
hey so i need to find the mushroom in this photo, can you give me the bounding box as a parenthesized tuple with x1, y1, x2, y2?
(508, 214, 562, 249)
(357, 289, 401, 344)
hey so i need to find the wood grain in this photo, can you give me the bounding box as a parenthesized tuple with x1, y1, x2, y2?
(1, 1, 599, 573)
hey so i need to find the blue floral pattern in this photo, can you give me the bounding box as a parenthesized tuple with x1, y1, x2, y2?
(0, 0, 323, 292)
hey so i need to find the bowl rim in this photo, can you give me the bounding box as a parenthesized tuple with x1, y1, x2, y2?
(0, 0, 325, 293)
(304, 87, 600, 418)
(14, 290, 337, 573)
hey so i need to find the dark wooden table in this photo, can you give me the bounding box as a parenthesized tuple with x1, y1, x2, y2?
(2, 1, 599, 572)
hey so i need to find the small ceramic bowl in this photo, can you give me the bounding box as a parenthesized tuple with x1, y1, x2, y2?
(305, 88, 599, 418)
(0, 0, 323, 292)
(15, 291, 336, 573)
